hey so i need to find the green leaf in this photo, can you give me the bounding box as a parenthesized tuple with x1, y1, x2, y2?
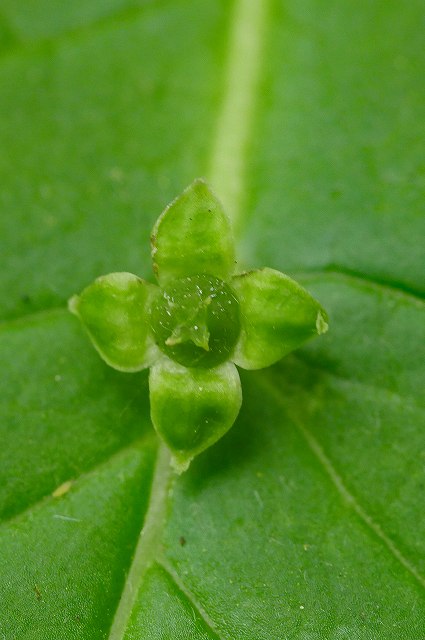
(149, 359, 242, 473)
(232, 267, 328, 369)
(151, 179, 235, 286)
(1, 0, 424, 638)
(69, 272, 160, 372)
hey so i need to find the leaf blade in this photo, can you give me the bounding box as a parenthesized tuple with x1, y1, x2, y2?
(0, 0, 424, 637)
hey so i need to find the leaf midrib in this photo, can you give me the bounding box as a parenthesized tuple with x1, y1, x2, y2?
(108, 1, 271, 636)
(107, 443, 173, 640)
(207, 0, 268, 228)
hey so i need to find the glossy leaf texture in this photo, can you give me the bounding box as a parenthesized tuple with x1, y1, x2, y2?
(0, 1, 424, 638)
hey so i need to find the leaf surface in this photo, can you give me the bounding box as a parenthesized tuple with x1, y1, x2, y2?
(1, 0, 424, 638)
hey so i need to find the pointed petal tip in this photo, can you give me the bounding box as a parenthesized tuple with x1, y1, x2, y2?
(67, 294, 80, 315)
(316, 310, 329, 335)
(191, 176, 208, 187)
(170, 453, 193, 475)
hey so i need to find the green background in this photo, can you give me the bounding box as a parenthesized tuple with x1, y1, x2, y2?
(0, 0, 424, 638)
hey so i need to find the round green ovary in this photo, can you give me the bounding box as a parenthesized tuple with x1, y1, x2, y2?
(150, 274, 240, 367)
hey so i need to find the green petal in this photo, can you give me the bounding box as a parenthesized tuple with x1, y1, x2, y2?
(151, 179, 235, 285)
(149, 358, 242, 473)
(68, 272, 160, 372)
(231, 268, 329, 370)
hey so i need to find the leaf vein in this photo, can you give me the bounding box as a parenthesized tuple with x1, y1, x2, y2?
(208, 0, 269, 229)
(0, 434, 156, 527)
(107, 443, 173, 640)
(0, 305, 67, 332)
(294, 267, 425, 303)
(260, 376, 425, 592)
(156, 559, 226, 640)
(288, 355, 425, 412)
(0, 2, 156, 62)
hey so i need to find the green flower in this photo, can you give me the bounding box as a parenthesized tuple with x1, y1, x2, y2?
(69, 179, 328, 472)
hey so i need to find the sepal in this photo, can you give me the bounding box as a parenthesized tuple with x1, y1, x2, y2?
(151, 179, 235, 285)
(231, 268, 328, 369)
(149, 358, 242, 472)
(69, 272, 160, 371)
